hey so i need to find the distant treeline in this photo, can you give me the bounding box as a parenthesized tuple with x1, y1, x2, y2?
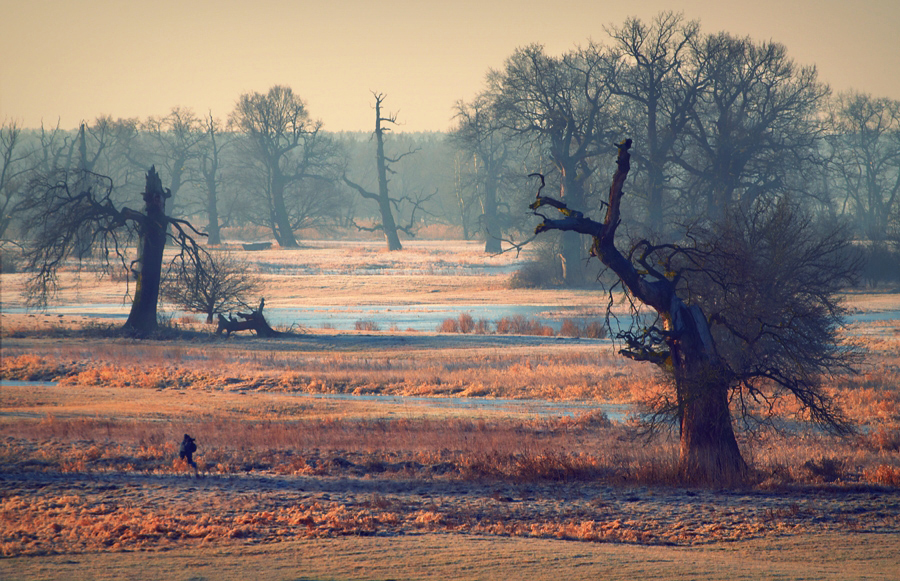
(2, 12, 898, 283)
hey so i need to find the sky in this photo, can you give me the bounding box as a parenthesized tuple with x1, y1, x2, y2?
(2, 0, 899, 133)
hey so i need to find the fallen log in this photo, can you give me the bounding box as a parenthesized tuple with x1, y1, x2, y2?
(216, 298, 280, 337)
(241, 241, 272, 251)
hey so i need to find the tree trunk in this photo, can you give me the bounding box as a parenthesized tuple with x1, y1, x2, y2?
(124, 167, 170, 336)
(559, 231, 584, 286)
(163, 159, 185, 246)
(668, 302, 746, 484)
(205, 175, 221, 245)
(678, 375, 746, 484)
(215, 298, 280, 337)
(646, 105, 665, 232)
(375, 99, 402, 251)
(271, 175, 299, 247)
(559, 161, 587, 286)
(646, 154, 666, 232)
(202, 116, 223, 246)
(483, 172, 502, 253)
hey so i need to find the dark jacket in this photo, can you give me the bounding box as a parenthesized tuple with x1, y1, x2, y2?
(179, 434, 197, 456)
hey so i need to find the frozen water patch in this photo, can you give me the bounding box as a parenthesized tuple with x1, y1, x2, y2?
(0, 380, 630, 422)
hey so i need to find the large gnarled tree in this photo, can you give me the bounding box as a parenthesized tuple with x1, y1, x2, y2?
(532, 140, 860, 484)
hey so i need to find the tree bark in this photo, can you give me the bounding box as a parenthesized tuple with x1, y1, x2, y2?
(667, 303, 746, 484)
(124, 167, 170, 336)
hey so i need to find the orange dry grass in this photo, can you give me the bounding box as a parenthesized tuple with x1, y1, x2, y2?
(3, 408, 897, 487)
(0, 348, 656, 403)
(1, 398, 898, 557)
(1, 413, 660, 481)
(0, 493, 410, 557)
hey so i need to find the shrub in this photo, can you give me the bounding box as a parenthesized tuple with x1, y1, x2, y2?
(355, 320, 380, 331)
(859, 242, 900, 287)
(559, 319, 607, 339)
(866, 428, 900, 452)
(495, 315, 554, 336)
(162, 250, 261, 323)
(863, 464, 900, 486)
(473, 318, 491, 334)
(560, 319, 580, 337)
(508, 261, 556, 289)
(802, 457, 844, 483)
(457, 313, 475, 334)
(581, 321, 606, 339)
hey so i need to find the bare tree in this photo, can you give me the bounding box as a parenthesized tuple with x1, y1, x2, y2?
(18, 166, 205, 336)
(162, 250, 260, 323)
(343, 92, 426, 251)
(605, 12, 702, 232)
(675, 33, 829, 220)
(451, 96, 516, 252)
(143, 107, 205, 216)
(486, 44, 619, 284)
(76, 116, 143, 190)
(826, 92, 900, 242)
(197, 112, 231, 245)
(0, 119, 33, 240)
(230, 86, 338, 247)
(531, 140, 861, 484)
(36, 119, 77, 174)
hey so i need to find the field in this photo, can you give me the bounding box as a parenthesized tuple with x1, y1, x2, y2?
(1, 239, 899, 580)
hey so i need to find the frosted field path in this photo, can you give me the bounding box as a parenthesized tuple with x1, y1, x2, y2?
(2, 531, 898, 580)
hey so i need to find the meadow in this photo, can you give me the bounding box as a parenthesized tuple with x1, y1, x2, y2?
(1, 239, 899, 579)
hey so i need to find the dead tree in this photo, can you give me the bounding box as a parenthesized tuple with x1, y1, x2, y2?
(124, 166, 171, 332)
(531, 139, 860, 485)
(343, 92, 425, 251)
(19, 166, 206, 337)
(216, 298, 280, 337)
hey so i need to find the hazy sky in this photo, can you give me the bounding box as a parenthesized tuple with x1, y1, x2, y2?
(2, 0, 899, 133)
